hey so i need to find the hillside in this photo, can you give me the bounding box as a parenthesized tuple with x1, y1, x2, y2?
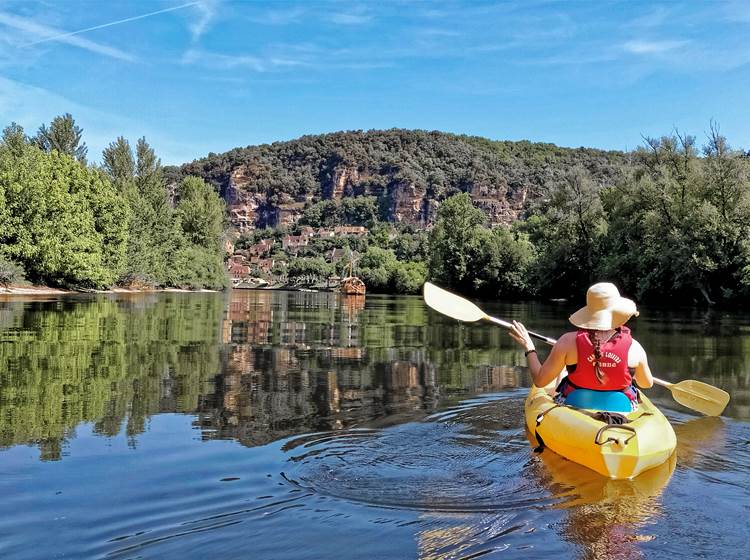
(167, 129, 626, 232)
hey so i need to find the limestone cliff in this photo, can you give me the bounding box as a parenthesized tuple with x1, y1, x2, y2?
(169, 129, 624, 232)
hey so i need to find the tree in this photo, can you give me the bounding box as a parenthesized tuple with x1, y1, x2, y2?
(392, 261, 427, 294)
(598, 129, 750, 304)
(102, 137, 136, 187)
(428, 193, 487, 293)
(287, 257, 333, 282)
(2, 122, 28, 157)
(113, 137, 181, 285)
(0, 141, 127, 287)
(340, 196, 378, 226)
(33, 113, 88, 164)
(176, 176, 226, 249)
(523, 167, 608, 297)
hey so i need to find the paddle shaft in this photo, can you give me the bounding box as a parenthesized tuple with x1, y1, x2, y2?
(485, 314, 672, 389)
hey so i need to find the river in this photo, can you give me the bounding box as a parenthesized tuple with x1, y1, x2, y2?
(0, 290, 748, 559)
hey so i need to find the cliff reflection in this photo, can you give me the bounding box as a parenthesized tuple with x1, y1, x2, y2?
(0, 291, 526, 460)
(2, 290, 745, 462)
(198, 290, 459, 445)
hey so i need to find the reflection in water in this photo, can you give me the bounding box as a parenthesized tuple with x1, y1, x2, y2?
(538, 450, 675, 560)
(0, 291, 749, 560)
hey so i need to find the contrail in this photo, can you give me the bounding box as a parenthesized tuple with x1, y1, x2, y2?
(25, 2, 198, 46)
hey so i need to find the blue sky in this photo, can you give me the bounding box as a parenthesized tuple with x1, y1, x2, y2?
(1, 1, 749, 164)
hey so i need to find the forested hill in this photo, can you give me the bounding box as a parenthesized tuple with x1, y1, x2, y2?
(167, 129, 626, 231)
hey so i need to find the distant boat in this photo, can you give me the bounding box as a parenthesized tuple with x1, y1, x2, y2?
(339, 259, 365, 295)
(340, 276, 366, 295)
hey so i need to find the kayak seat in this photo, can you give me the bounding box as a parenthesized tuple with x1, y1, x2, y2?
(564, 389, 632, 413)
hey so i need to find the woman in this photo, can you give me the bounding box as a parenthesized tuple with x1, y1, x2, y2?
(508, 282, 653, 412)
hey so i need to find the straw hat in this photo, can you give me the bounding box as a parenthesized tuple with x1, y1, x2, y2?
(569, 283, 639, 330)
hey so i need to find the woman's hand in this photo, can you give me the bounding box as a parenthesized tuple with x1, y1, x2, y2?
(508, 320, 535, 352)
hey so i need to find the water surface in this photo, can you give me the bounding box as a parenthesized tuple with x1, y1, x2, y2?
(0, 291, 748, 559)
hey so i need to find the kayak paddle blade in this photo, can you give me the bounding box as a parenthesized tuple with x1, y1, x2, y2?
(423, 282, 486, 323)
(668, 380, 730, 417)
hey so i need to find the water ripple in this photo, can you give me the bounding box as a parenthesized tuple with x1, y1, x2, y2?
(280, 394, 559, 513)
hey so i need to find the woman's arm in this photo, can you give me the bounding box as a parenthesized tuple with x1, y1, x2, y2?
(630, 339, 654, 388)
(508, 321, 570, 387)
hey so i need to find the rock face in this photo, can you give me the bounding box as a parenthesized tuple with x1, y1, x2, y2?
(173, 129, 624, 233)
(221, 163, 531, 231)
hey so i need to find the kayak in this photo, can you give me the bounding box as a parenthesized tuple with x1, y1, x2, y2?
(525, 383, 677, 479)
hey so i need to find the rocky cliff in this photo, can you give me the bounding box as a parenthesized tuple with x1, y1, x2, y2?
(169, 129, 625, 233)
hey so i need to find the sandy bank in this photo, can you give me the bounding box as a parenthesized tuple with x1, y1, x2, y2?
(0, 285, 219, 296)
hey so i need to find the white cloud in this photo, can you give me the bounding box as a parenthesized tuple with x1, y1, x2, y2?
(189, 0, 220, 42)
(0, 11, 135, 61)
(182, 48, 308, 72)
(249, 7, 306, 26)
(623, 39, 688, 55)
(329, 12, 372, 25)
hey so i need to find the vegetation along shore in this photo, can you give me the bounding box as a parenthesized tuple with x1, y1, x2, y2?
(2, 115, 749, 305)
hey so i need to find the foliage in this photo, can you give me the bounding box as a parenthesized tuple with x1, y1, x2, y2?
(1, 115, 227, 291)
(166, 245, 229, 289)
(427, 193, 487, 293)
(521, 167, 608, 297)
(0, 256, 26, 287)
(428, 193, 535, 298)
(33, 113, 88, 164)
(287, 257, 333, 280)
(596, 130, 750, 304)
(176, 176, 226, 249)
(0, 140, 128, 287)
(300, 196, 378, 227)
(392, 261, 427, 294)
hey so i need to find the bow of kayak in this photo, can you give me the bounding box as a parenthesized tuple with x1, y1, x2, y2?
(525, 384, 676, 480)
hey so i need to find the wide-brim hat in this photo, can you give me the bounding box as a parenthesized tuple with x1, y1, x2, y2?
(569, 282, 639, 330)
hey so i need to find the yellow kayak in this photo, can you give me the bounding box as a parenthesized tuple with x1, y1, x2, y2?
(525, 383, 676, 479)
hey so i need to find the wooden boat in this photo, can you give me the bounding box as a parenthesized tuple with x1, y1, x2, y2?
(339, 260, 365, 295)
(340, 276, 365, 295)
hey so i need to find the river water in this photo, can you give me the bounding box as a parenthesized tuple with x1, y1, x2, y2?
(0, 290, 748, 559)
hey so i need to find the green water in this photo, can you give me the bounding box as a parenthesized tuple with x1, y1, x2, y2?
(0, 291, 748, 559)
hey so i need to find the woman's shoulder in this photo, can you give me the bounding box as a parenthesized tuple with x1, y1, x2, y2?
(628, 337, 648, 361)
(557, 331, 579, 346)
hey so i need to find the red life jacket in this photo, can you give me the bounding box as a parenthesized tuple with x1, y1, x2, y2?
(567, 327, 633, 391)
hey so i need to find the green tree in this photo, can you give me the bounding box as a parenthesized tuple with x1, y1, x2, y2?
(287, 257, 333, 280)
(176, 176, 226, 249)
(2, 122, 28, 157)
(33, 113, 88, 164)
(428, 193, 487, 293)
(0, 141, 127, 287)
(102, 136, 136, 187)
(522, 167, 607, 297)
(111, 137, 181, 285)
(392, 261, 427, 294)
(340, 196, 378, 226)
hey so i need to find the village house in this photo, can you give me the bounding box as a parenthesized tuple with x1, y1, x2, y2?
(299, 226, 316, 238)
(316, 227, 336, 238)
(282, 234, 309, 253)
(334, 226, 368, 237)
(227, 259, 250, 281)
(228, 254, 248, 265)
(249, 257, 276, 274)
(247, 238, 274, 257)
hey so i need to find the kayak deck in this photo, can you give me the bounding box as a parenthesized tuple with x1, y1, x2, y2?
(525, 384, 676, 479)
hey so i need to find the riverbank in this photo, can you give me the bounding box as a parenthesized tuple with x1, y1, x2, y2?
(0, 284, 219, 296)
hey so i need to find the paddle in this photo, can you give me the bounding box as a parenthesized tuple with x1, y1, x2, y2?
(423, 282, 730, 417)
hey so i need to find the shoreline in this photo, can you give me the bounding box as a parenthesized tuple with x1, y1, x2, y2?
(0, 285, 219, 296)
